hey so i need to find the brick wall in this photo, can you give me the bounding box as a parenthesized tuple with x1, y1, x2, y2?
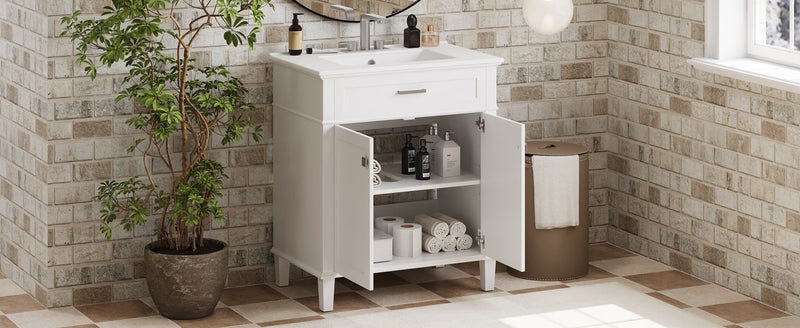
(606, 0, 800, 317)
(0, 0, 56, 306)
(0, 0, 610, 307)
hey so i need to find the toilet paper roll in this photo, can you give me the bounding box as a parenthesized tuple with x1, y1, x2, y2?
(414, 214, 449, 238)
(375, 216, 405, 233)
(422, 232, 443, 253)
(392, 223, 422, 258)
(456, 234, 473, 251)
(442, 235, 457, 252)
(432, 212, 467, 237)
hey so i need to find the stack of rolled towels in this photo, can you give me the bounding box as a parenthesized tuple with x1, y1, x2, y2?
(414, 212, 473, 253)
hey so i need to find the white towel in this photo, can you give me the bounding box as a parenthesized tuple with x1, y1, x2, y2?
(441, 235, 457, 252)
(422, 232, 443, 253)
(414, 214, 449, 238)
(456, 234, 473, 250)
(532, 154, 579, 229)
(432, 212, 467, 237)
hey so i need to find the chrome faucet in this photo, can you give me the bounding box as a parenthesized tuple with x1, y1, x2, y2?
(330, 5, 356, 21)
(359, 13, 385, 51)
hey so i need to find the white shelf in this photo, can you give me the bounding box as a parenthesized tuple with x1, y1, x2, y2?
(372, 164, 480, 195)
(372, 245, 485, 273)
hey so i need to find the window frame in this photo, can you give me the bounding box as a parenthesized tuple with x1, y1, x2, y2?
(747, 0, 800, 69)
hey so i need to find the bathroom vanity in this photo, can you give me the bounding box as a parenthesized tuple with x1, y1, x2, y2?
(270, 43, 525, 311)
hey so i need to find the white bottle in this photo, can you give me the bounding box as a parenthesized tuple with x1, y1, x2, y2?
(433, 131, 461, 177)
(421, 123, 442, 172)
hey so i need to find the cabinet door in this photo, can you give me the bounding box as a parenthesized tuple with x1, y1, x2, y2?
(480, 113, 525, 271)
(333, 125, 374, 290)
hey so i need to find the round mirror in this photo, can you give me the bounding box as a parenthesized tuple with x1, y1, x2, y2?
(293, 0, 420, 22)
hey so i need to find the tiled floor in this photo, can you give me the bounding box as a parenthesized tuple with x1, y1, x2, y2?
(0, 244, 798, 327)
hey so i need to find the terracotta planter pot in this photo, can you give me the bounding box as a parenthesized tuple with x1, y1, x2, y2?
(144, 239, 228, 319)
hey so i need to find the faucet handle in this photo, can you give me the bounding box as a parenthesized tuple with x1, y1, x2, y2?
(338, 41, 358, 52)
(373, 39, 392, 50)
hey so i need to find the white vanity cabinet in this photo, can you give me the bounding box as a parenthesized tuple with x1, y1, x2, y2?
(270, 44, 525, 312)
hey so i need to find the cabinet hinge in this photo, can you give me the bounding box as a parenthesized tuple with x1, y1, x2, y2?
(476, 230, 486, 249)
(475, 116, 485, 133)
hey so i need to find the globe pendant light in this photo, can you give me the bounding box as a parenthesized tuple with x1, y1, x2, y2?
(523, 0, 574, 35)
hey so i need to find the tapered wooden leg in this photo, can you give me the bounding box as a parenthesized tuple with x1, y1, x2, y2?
(480, 259, 496, 291)
(318, 276, 335, 312)
(276, 256, 290, 287)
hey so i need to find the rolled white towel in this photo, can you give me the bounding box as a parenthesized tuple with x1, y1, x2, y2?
(414, 214, 449, 238)
(442, 235, 457, 252)
(456, 234, 473, 250)
(422, 232, 443, 253)
(432, 212, 467, 237)
(372, 174, 382, 187)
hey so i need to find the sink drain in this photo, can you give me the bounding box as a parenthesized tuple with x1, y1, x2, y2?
(367, 59, 376, 65)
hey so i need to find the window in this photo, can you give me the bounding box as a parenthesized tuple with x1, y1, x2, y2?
(689, 0, 800, 93)
(749, 0, 800, 68)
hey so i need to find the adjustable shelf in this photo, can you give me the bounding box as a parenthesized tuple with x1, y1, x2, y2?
(372, 164, 480, 195)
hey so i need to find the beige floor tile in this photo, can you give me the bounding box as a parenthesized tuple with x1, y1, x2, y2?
(493, 272, 564, 292)
(172, 308, 250, 328)
(268, 280, 352, 300)
(0, 281, 26, 298)
(7, 307, 92, 328)
(739, 315, 800, 327)
(590, 256, 671, 276)
(660, 284, 750, 307)
(229, 299, 318, 324)
(355, 284, 442, 307)
(393, 266, 472, 284)
(684, 307, 735, 326)
(624, 270, 709, 291)
(588, 243, 637, 262)
(255, 315, 324, 327)
(565, 277, 654, 293)
(295, 292, 379, 314)
(95, 315, 180, 328)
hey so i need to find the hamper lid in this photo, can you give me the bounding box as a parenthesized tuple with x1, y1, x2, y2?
(526, 141, 589, 156)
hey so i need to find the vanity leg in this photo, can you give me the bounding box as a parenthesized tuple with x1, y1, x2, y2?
(318, 277, 335, 312)
(276, 256, 290, 287)
(479, 259, 496, 291)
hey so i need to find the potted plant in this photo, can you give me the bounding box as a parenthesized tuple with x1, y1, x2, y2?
(61, 0, 273, 319)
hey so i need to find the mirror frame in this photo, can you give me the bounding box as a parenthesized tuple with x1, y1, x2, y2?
(292, 0, 421, 23)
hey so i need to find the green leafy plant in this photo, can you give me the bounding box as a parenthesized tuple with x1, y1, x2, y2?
(61, 0, 272, 252)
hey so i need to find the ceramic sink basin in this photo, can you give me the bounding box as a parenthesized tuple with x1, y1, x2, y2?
(269, 43, 503, 78)
(318, 48, 454, 66)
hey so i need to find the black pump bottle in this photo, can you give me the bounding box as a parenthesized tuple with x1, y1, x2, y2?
(402, 134, 417, 175)
(416, 138, 431, 180)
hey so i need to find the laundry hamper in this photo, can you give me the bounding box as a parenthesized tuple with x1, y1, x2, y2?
(509, 141, 589, 281)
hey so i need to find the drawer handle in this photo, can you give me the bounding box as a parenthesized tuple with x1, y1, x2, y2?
(396, 89, 427, 95)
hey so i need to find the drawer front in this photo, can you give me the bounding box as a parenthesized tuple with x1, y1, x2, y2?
(333, 68, 490, 123)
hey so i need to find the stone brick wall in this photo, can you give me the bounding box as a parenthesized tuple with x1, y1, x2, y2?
(606, 0, 800, 317)
(0, 0, 609, 307)
(0, 0, 56, 306)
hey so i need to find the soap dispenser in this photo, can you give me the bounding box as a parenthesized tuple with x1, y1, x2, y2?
(421, 123, 442, 170)
(401, 134, 417, 175)
(289, 13, 304, 56)
(433, 131, 461, 177)
(404, 14, 420, 48)
(416, 139, 431, 180)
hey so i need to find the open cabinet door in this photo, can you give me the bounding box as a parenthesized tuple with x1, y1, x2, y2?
(480, 113, 525, 271)
(334, 125, 374, 290)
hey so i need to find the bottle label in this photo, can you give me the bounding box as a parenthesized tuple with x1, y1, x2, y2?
(407, 150, 416, 173)
(420, 156, 430, 178)
(289, 31, 302, 50)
